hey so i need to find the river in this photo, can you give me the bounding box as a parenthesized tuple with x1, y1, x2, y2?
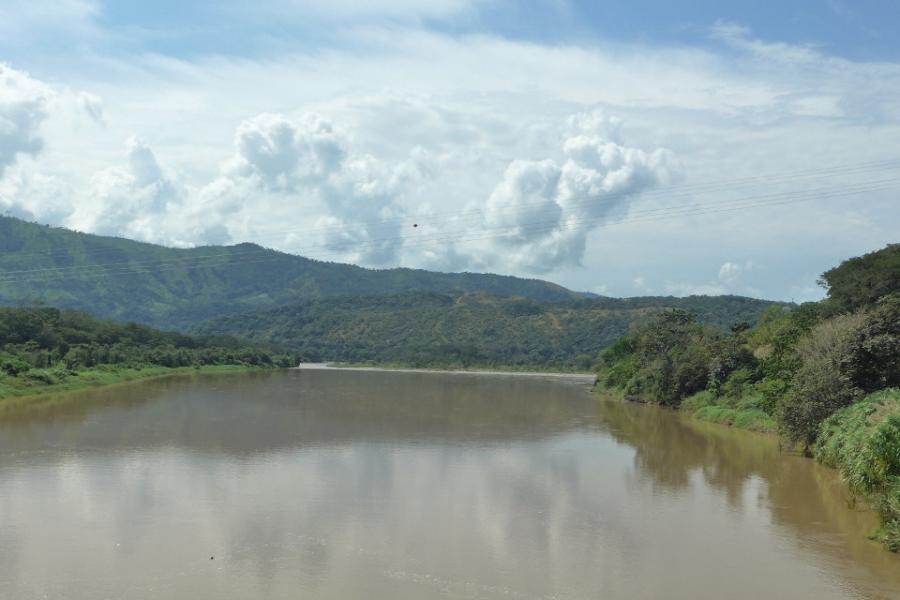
(0, 369, 898, 599)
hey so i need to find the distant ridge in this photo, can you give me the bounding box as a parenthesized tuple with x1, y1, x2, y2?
(192, 291, 787, 369)
(0, 216, 584, 328)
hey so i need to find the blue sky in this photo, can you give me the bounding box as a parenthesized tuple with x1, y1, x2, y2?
(8, 0, 900, 60)
(473, 0, 900, 60)
(0, 0, 898, 301)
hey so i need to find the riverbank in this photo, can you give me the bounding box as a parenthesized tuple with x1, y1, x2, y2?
(815, 389, 900, 551)
(596, 384, 900, 551)
(298, 362, 598, 382)
(0, 364, 270, 415)
(595, 387, 777, 433)
(680, 391, 778, 433)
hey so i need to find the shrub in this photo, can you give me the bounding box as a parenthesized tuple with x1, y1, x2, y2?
(681, 390, 716, 412)
(781, 296, 900, 448)
(693, 405, 776, 433)
(24, 370, 56, 385)
(719, 367, 755, 400)
(779, 313, 868, 447)
(0, 353, 31, 376)
(754, 377, 787, 415)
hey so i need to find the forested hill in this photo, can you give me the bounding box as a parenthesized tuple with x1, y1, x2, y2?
(0, 216, 581, 329)
(191, 292, 784, 370)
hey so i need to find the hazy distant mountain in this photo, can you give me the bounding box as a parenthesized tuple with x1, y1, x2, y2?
(0, 216, 583, 328)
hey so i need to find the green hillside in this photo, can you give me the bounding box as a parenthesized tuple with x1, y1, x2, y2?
(0, 216, 581, 328)
(192, 292, 784, 370)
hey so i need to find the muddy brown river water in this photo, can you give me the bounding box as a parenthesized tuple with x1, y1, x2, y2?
(0, 368, 898, 599)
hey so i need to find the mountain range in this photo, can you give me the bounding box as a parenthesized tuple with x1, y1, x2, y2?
(0, 216, 582, 328)
(0, 216, 786, 367)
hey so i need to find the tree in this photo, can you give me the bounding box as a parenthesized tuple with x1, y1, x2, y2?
(818, 243, 900, 313)
(779, 296, 900, 449)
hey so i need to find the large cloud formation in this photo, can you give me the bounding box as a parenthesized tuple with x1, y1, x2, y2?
(0, 64, 50, 176)
(69, 137, 180, 243)
(197, 112, 428, 264)
(476, 111, 673, 272)
(1, 81, 673, 274)
(0, 64, 106, 225)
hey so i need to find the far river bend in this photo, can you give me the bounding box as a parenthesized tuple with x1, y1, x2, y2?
(0, 368, 898, 599)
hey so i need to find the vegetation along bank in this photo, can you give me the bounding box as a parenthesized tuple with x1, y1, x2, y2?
(595, 243, 900, 550)
(0, 306, 296, 408)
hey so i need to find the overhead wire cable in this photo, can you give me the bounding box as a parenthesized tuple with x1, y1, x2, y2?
(1, 176, 897, 284)
(2, 167, 898, 279)
(1, 156, 899, 265)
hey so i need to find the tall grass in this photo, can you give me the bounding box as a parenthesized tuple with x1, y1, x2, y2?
(815, 389, 900, 551)
(0, 364, 263, 414)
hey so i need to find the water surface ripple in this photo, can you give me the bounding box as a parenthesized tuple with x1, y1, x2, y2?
(0, 370, 898, 599)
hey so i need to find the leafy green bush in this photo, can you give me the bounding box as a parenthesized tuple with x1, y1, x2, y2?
(24, 370, 56, 385)
(599, 311, 726, 405)
(681, 390, 716, 412)
(780, 296, 900, 448)
(780, 313, 868, 447)
(598, 337, 638, 387)
(753, 377, 787, 415)
(0, 353, 31, 376)
(719, 367, 755, 399)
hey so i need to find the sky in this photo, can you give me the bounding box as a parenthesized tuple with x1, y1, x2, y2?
(0, 0, 898, 301)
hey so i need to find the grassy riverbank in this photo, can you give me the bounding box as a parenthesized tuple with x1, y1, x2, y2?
(815, 389, 900, 551)
(681, 391, 778, 433)
(0, 364, 269, 415)
(594, 387, 778, 433)
(325, 360, 595, 376)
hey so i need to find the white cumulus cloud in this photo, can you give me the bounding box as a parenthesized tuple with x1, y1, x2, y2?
(666, 259, 760, 297)
(1, 18, 898, 299)
(718, 259, 755, 285)
(474, 110, 673, 272)
(195, 112, 430, 264)
(718, 261, 741, 284)
(0, 64, 52, 176)
(226, 113, 345, 191)
(69, 137, 181, 242)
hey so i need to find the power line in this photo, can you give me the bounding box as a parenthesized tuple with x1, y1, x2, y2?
(1, 176, 896, 285)
(2, 157, 899, 266)
(5, 161, 900, 274)
(225, 157, 900, 240)
(2, 177, 896, 283)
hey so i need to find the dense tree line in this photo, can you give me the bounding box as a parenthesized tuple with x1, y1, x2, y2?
(595, 243, 900, 550)
(818, 243, 899, 312)
(0, 307, 296, 384)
